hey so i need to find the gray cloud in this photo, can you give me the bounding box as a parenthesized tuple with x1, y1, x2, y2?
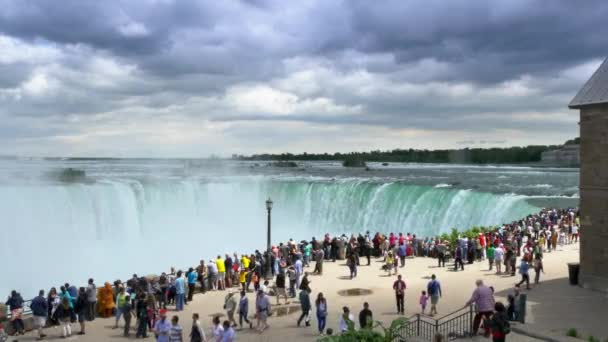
(0, 0, 606, 156)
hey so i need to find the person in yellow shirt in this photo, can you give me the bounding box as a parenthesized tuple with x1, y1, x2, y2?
(242, 255, 250, 270)
(239, 269, 248, 293)
(216, 255, 226, 291)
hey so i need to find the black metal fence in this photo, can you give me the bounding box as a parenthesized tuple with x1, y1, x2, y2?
(397, 305, 474, 341)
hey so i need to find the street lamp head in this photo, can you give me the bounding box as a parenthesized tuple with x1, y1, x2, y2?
(266, 198, 273, 211)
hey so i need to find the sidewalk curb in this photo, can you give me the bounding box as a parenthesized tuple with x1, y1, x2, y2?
(512, 325, 581, 342)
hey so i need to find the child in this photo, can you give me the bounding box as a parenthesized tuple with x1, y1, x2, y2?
(239, 269, 248, 293)
(122, 295, 132, 337)
(386, 252, 395, 275)
(419, 291, 429, 314)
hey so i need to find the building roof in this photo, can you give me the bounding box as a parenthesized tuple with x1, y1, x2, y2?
(569, 57, 608, 109)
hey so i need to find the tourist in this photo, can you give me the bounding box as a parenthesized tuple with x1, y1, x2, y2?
(494, 244, 505, 274)
(313, 248, 324, 275)
(136, 293, 149, 338)
(59, 286, 74, 309)
(154, 309, 171, 342)
(47, 287, 60, 326)
(56, 297, 74, 338)
(221, 320, 236, 342)
(76, 287, 88, 335)
(465, 280, 495, 336)
(207, 259, 219, 291)
(85, 278, 96, 321)
(533, 254, 544, 285)
(487, 244, 495, 271)
(211, 316, 224, 342)
(225, 254, 234, 288)
(393, 274, 407, 315)
(159, 272, 170, 307)
(571, 223, 579, 243)
(238, 268, 248, 293)
(347, 253, 357, 279)
(516, 258, 531, 290)
(398, 242, 407, 267)
(238, 291, 252, 329)
(97, 282, 115, 318)
(216, 255, 226, 291)
(224, 291, 237, 328)
(196, 260, 207, 294)
(5, 290, 25, 336)
(275, 272, 289, 305)
(427, 274, 442, 316)
(189, 313, 206, 342)
(187, 267, 198, 301)
(420, 291, 429, 315)
(454, 246, 464, 271)
(114, 286, 127, 329)
(300, 272, 311, 292)
(255, 290, 271, 333)
(66, 283, 78, 299)
(339, 306, 355, 333)
(295, 257, 303, 289)
(359, 302, 373, 329)
(175, 270, 186, 311)
(436, 240, 447, 267)
(296, 288, 311, 327)
(168, 315, 183, 342)
(31, 289, 48, 340)
(123, 295, 133, 337)
(486, 302, 510, 342)
(315, 293, 328, 336)
(386, 251, 396, 275)
(507, 285, 521, 321)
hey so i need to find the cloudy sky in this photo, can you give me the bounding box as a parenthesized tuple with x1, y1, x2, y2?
(1, 0, 607, 157)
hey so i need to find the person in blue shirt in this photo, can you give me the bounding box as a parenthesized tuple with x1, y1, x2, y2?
(153, 309, 171, 342)
(175, 270, 186, 311)
(59, 286, 74, 309)
(187, 268, 198, 302)
(426, 274, 442, 316)
(516, 258, 531, 289)
(31, 289, 49, 339)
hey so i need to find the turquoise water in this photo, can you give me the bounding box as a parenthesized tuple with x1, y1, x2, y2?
(0, 159, 578, 297)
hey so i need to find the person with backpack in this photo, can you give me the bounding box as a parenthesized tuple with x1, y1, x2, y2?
(5, 290, 25, 336)
(485, 302, 510, 342)
(426, 274, 442, 316)
(75, 287, 88, 335)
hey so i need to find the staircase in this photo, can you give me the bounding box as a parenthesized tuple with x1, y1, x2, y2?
(396, 305, 475, 341)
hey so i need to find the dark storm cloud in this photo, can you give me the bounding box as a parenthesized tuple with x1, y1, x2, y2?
(2, 0, 606, 82)
(0, 0, 606, 156)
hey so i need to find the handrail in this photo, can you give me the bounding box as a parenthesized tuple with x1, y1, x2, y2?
(396, 305, 475, 341)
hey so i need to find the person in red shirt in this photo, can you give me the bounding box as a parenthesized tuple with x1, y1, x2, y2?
(479, 233, 486, 260)
(392, 275, 406, 315)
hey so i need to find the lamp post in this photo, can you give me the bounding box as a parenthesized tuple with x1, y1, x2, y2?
(265, 198, 273, 280)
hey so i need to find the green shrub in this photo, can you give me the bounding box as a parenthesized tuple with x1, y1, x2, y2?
(319, 317, 408, 342)
(566, 328, 578, 337)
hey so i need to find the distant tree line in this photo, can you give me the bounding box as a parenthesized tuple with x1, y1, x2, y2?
(235, 139, 579, 164)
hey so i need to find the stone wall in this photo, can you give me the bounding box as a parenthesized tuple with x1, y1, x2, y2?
(579, 103, 608, 292)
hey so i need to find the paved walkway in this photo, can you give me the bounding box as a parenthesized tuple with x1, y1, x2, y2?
(4, 243, 602, 342)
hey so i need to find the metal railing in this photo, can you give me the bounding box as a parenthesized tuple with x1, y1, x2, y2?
(397, 305, 474, 341)
(2, 300, 33, 320)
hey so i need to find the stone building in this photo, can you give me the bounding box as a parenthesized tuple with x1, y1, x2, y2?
(569, 57, 608, 292)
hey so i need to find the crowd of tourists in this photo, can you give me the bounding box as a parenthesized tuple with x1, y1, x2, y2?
(1, 207, 578, 342)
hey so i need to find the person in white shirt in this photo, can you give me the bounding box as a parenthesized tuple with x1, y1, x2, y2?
(338, 306, 355, 333)
(493, 244, 505, 274)
(571, 225, 579, 243)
